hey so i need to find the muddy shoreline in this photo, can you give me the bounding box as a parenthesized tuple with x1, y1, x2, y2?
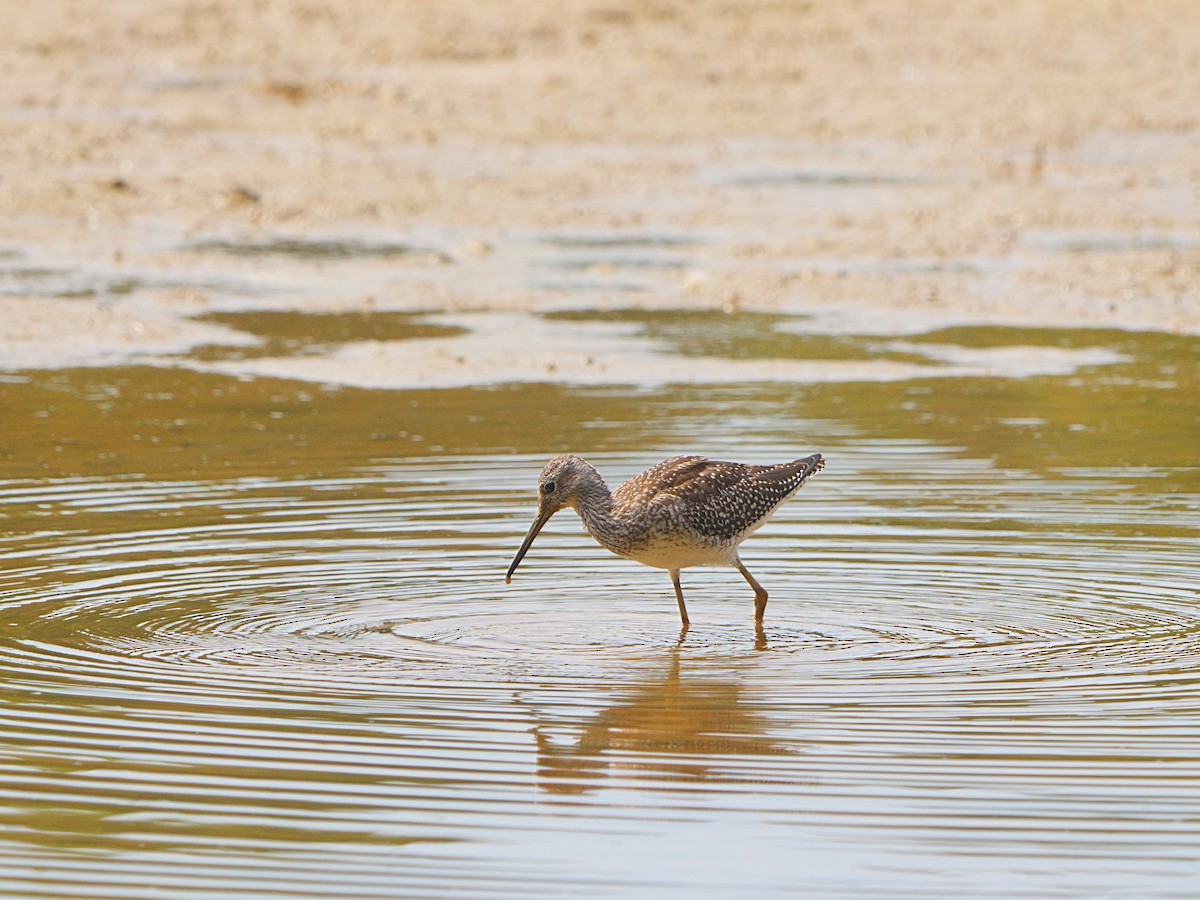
(2, 1, 1198, 378)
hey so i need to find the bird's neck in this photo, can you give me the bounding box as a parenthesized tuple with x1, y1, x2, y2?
(571, 470, 619, 546)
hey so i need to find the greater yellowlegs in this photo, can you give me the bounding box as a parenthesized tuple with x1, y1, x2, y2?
(505, 453, 824, 626)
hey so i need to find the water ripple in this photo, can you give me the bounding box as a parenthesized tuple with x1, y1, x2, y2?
(2, 448, 1199, 897)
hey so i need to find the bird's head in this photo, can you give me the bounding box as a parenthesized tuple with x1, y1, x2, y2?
(505, 455, 597, 583)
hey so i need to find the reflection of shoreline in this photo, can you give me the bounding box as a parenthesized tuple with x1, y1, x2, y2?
(531, 652, 792, 796)
(177, 312, 1133, 391)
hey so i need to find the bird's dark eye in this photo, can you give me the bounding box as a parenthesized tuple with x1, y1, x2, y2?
(541, 480, 556, 494)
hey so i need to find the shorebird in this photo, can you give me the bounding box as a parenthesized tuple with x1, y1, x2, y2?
(505, 453, 825, 626)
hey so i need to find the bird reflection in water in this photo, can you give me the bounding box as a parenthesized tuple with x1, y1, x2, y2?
(530, 649, 791, 795)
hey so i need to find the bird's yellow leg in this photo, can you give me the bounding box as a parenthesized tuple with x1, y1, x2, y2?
(669, 569, 690, 627)
(734, 560, 769, 622)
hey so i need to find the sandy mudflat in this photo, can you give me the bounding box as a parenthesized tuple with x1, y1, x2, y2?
(1, 0, 1198, 377)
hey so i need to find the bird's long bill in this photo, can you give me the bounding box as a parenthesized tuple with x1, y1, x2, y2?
(505, 510, 552, 584)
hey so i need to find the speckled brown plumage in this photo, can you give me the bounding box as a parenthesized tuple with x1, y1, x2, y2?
(505, 452, 825, 627)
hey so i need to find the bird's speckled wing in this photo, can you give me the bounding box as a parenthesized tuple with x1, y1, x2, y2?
(611, 456, 710, 507)
(617, 455, 824, 542)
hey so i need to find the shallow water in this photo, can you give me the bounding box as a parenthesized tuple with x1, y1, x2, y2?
(2, 336, 1199, 897)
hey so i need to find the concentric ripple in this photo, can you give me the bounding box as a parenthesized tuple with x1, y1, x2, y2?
(1, 448, 1199, 898)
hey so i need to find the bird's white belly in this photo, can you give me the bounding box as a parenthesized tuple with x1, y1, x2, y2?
(614, 538, 735, 571)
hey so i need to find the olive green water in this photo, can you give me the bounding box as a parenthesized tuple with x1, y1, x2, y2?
(1, 318, 1199, 899)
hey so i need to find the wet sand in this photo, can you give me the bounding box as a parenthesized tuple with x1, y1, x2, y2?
(2, 0, 1199, 375)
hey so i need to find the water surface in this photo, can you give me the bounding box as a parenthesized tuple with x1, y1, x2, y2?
(2, 344, 1198, 897)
